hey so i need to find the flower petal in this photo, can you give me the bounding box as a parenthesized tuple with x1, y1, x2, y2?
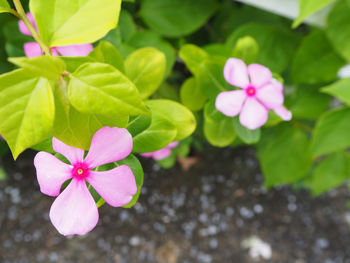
(52, 138, 85, 165)
(18, 13, 37, 36)
(224, 58, 249, 88)
(248, 64, 272, 88)
(168, 141, 179, 149)
(239, 98, 268, 130)
(56, 44, 93, 57)
(256, 83, 284, 109)
(49, 179, 99, 236)
(274, 106, 292, 121)
(34, 152, 72, 196)
(152, 148, 172, 160)
(215, 90, 246, 117)
(87, 165, 137, 207)
(84, 127, 133, 168)
(24, 42, 43, 57)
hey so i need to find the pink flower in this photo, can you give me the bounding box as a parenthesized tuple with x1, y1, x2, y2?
(141, 141, 179, 160)
(19, 13, 93, 57)
(215, 58, 292, 130)
(34, 127, 137, 236)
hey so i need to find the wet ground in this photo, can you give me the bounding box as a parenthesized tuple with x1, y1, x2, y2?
(1, 147, 350, 263)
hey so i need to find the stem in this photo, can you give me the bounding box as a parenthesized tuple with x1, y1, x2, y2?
(12, 0, 51, 55)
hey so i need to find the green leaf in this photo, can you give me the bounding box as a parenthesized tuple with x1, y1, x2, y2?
(310, 151, 350, 196)
(68, 63, 148, 117)
(203, 44, 231, 57)
(60, 56, 96, 72)
(140, 0, 218, 37)
(286, 85, 331, 120)
(311, 107, 350, 157)
(54, 89, 128, 150)
(180, 77, 207, 112)
(326, 0, 350, 61)
(322, 77, 350, 106)
(127, 30, 175, 77)
(293, 0, 336, 28)
(233, 118, 260, 144)
(227, 23, 299, 73)
(0, 0, 11, 13)
(8, 55, 66, 81)
(258, 126, 312, 187)
(89, 41, 125, 73)
(127, 115, 151, 137)
(203, 101, 236, 147)
(146, 99, 196, 141)
(125, 47, 166, 99)
(197, 56, 231, 98)
(118, 10, 137, 42)
(179, 44, 208, 75)
(118, 154, 144, 208)
(0, 69, 55, 159)
(133, 114, 177, 153)
(291, 31, 345, 84)
(3, 21, 33, 57)
(30, 0, 122, 46)
(232, 36, 259, 65)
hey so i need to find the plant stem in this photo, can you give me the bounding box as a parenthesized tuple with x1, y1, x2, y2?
(12, 0, 51, 55)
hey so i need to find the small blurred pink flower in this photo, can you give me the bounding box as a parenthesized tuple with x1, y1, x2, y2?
(34, 127, 137, 236)
(141, 141, 179, 160)
(216, 58, 292, 130)
(19, 13, 93, 57)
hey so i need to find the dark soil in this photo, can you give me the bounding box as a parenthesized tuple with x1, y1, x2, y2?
(1, 147, 350, 263)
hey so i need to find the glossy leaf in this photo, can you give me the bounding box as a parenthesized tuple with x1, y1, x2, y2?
(180, 77, 207, 111)
(89, 41, 125, 73)
(146, 99, 196, 141)
(68, 63, 148, 117)
(311, 107, 350, 157)
(291, 31, 345, 84)
(179, 44, 208, 75)
(233, 118, 260, 144)
(310, 151, 350, 196)
(127, 115, 152, 137)
(125, 47, 166, 99)
(0, 69, 55, 159)
(227, 23, 299, 73)
(140, 0, 218, 37)
(232, 36, 259, 65)
(322, 77, 350, 106)
(327, 0, 350, 61)
(293, 0, 335, 28)
(8, 55, 66, 81)
(0, 0, 11, 13)
(30, 0, 122, 46)
(258, 126, 312, 187)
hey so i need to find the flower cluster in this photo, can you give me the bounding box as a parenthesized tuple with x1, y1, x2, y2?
(34, 127, 137, 236)
(216, 58, 292, 130)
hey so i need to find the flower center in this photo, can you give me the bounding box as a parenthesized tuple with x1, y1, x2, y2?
(72, 162, 90, 180)
(245, 85, 256, 97)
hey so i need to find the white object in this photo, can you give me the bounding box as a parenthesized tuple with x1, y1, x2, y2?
(235, 0, 332, 28)
(242, 236, 272, 260)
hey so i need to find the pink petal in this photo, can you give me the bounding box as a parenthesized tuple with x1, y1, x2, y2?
(274, 106, 292, 121)
(24, 42, 43, 57)
(168, 141, 179, 148)
(51, 47, 59, 56)
(224, 58, 249, 88)
(56, 44, 93, 57)
(140, 153, 154, 158)
(52, 138, 85, 165)
(215, 90, 246, 117)
(49, 179, 99, 236)
(18, 13, 37, 36)
(84, 127, 133, 169)
(34, 152, 72, 197)
(152, 148, 172, 160)
(248, 64, 272, 88)
(87, 165, 137, 207)
(239, 98, 268, 130)
(256, 83, 284, 109)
